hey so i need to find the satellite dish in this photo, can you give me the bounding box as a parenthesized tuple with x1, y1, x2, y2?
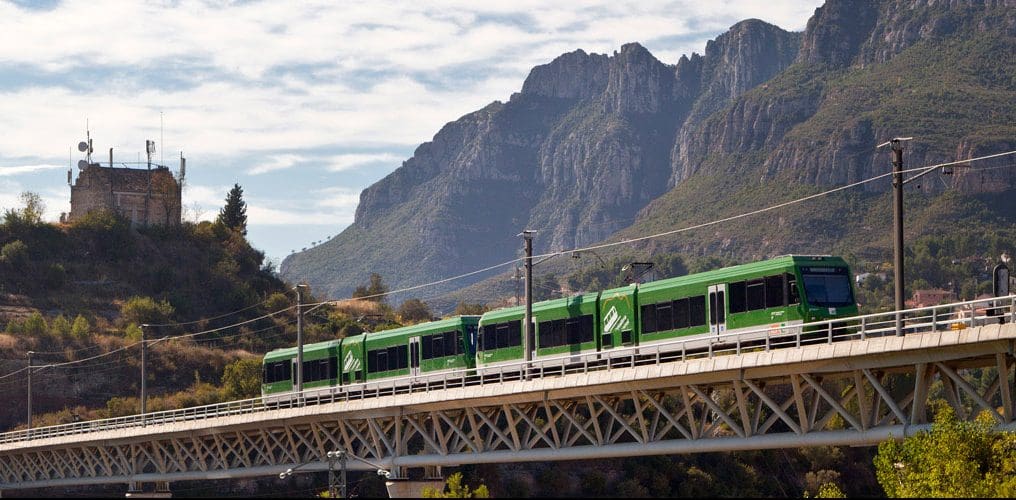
(78, 141, 89, 152)
(77, 159, 88, 170)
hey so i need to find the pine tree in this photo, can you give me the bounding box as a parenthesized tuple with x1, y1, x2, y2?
(217, 183, 248, 235)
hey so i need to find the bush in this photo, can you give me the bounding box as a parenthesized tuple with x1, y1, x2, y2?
(50, 314, 72, 337)
(0, 240, 29, 266)
(120, 296, 175, 326)
(22, 312, 48, 336)
(71, 315, 90, 339)
(222, 357, 262, 400)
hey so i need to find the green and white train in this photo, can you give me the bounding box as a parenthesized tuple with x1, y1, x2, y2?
(262, 255, 857, 402)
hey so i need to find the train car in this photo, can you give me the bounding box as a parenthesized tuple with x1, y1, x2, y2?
(261, 316, 479, 403)
(363, 316, 479, 389)
(261, 339, 341, 405)
(634, 254, 857, 351)
(476, 292, 600, 376)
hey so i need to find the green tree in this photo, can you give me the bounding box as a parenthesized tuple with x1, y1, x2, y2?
(22, 312, 48, 336)
(352, 273, 389, 304)
(70, 315, 90, 339)
(124, 323, 142, 341)
(216, 183, 248, 236)
(874, 403, 1016, 497)
(0, 240, 29, 266)
(120, 296, 175, 326)
(222, 357, 262, 400)
(422, 472, 489, 498)
(2, 191, 45, 227)
(50, 314, 72, 338)
(397, 298, 432, 323)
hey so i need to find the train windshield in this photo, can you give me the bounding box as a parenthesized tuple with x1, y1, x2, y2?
(801, 266, 855, 307)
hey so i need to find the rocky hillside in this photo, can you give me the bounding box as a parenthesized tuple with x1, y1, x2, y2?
(282, 0, 1016, 306)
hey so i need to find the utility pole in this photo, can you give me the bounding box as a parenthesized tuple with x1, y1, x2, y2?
(878, 137, 912, 336)
(295, 284, 308, 395)
(140, 324, 148, 422)
(891, 138, 906, 337)
(519, 231, 534, 371)
(26, 351, 34, 431)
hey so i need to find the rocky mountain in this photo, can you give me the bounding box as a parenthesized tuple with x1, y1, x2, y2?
(282, 0, 1016, 305)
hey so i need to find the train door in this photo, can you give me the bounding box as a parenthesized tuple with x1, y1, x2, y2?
(409, 337, 421, 377)
(708, 284, 727, 334)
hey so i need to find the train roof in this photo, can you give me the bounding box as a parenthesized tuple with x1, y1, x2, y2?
(356, 315, 480, 342)
(638, 255, 849, 293)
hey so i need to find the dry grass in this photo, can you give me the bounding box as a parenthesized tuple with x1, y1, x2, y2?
(331, 299, 384, 317)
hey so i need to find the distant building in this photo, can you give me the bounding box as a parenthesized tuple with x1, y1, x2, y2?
(66, 163, 182, 227)
(906, 288, 956, 308)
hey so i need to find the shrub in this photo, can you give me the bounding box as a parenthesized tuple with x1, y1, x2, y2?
(71, 315, 90, 339)
(120, 296, 175, 326)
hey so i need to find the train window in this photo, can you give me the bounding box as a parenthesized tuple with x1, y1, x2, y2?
(329, 357, 338, 379)
(431, 336, 445, 358)
(444, 331, 459, 356)
(367, 351, 377, 372)
(786, 273, 799, 304)
(466, 326, 477, 355)
(673, 298, 689, 329)
(581, 315, 594, 343)
(376, 351, 387, 372)
(766, 275, 784, 308)
(396, 345, 408, 370)
(689, 295, 706, 327)
(496, 324, 510, 349)
(422, 336, 432, 359)
(265, 361, 291, 383)
(801, 267, 854, 307)
(508, 321, 522, 347)
(641, 304, 657, 334)
(622, 330, 632, 344)
(729, 281, 746, 313)
(656, 302, 674, 331)
(716, 291, 725, 323)
(746, 279, 765, 310)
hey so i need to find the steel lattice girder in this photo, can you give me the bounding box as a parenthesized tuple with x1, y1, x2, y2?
(2, 331, 1015, 489)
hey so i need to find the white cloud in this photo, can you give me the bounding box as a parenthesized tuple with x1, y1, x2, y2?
(249, 154, 305, 175)
(327, 153, 402, 172)
(0, 164, 66, 176)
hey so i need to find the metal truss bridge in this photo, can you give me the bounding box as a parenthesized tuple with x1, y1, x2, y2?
(1, 296, 1015, 496)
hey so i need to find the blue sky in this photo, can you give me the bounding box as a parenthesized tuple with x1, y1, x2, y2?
(0, 0, 823, 266)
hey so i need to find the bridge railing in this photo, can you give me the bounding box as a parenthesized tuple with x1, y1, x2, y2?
(2, 295, 1013, 445)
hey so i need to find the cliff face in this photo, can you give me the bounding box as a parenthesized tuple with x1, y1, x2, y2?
(282, 0, 1016, 303)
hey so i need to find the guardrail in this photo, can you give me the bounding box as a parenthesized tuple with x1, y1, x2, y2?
(2, 295, 1013, 445)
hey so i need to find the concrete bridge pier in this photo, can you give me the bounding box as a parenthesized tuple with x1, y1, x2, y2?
(125, 481, 171, 498)
(384, 465, 444, 498)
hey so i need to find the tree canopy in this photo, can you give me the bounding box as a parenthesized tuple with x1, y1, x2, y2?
(217, 183, 248, 235)
(873, 403, 1016, 497)
(353, 273, 389, 303)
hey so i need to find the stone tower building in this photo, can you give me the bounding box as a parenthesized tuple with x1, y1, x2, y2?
(67, 163, 182, 227)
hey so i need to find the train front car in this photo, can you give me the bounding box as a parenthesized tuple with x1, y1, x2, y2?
(791, 255, 859, 334)
(631, 255, 859, 353)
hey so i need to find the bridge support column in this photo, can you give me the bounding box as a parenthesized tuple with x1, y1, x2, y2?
(125, 481, 171, 498)
(385, 478, 445, 498)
